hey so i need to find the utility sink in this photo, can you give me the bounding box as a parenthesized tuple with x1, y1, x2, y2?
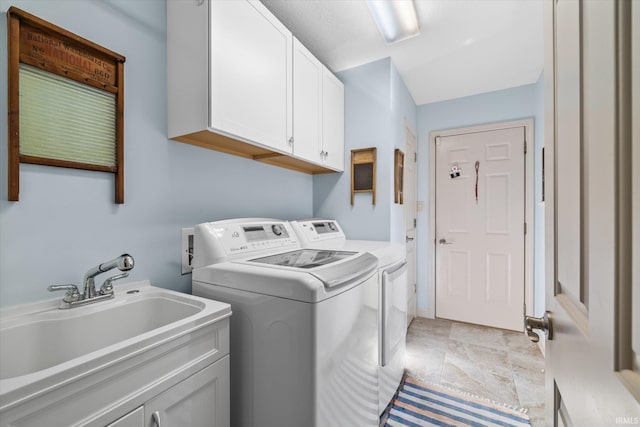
(0, 280, 231, 416)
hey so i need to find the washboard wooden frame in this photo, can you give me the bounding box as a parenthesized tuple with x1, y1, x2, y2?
(7, 7, 126, 203)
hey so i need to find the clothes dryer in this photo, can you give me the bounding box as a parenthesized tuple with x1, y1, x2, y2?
(290, 219, 408, 415)
(191, 218, 379, 427)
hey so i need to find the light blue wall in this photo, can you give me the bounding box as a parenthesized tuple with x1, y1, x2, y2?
(416, 83, 543, 315)
(313, 59, 392, 240)
(0, 0, 313, 307)
(313, 59, 391, 240)
(390, 63, 417, 243)
(313, 58, 416, 243)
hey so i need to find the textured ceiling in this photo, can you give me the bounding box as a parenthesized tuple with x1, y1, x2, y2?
(260, 0, 544, 105)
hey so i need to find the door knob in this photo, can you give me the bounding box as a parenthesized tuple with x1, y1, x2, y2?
(524, 311, 553, 342)
(406, 236, 414, 242)
(438, 238, 453, 245)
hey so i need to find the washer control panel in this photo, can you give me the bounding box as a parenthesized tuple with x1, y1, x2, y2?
(194, 219, 301, 267)
(219, 221, 297, 255)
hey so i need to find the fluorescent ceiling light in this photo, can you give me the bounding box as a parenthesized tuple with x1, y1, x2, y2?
(367, 0, 420, 44)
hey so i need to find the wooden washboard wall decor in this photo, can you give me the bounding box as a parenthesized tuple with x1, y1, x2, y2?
(351, 147, 376, 205)
(7, 7, 126, 203)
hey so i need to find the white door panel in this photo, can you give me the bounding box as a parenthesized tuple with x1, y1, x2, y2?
(436, 127, 525, 331)
(446, 250, 470, 298)
(540, 0, 640, 424)
(555, 0, 583, 305)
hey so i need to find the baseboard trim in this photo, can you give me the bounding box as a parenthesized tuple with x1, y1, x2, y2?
(417, 308, 434, 319)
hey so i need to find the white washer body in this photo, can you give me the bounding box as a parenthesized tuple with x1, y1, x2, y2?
(290, 219, 408, 415)
(192, 219, 379, 427)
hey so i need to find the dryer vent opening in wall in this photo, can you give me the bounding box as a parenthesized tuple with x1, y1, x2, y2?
(181, 228, 194, 274)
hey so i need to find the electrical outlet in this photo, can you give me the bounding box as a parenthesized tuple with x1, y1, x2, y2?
(181, 227, 194, 274)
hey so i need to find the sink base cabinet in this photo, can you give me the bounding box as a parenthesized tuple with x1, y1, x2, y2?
(0, 318, 230, 427)
(145, 356, 229, 427)
(107, 357, 230, 427)
(107, 407, 144, 427)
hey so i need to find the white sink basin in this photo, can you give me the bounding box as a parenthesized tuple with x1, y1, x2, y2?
(1, 293, 202, 379)
(0, 280, 230, 412)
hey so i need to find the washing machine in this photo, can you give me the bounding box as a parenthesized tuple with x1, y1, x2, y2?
(191, 218, 379, 427)
(290, 219, 407, 415)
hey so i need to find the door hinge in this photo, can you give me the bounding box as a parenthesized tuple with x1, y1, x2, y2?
(524, 140, 527, 154)
(414, 152, 417, 162)
(523, 303, 527, 316)
(524, 222, 527, 235)
(414, 218, 417, 228)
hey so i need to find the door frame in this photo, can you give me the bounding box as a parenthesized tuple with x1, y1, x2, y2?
(427, 118, 535, 323)
(404, 119, 418, 323)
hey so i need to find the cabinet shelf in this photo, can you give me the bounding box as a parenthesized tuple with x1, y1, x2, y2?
(173, 130, 339, 174)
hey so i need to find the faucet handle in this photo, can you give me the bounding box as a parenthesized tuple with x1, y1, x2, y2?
(48, 284, 80, 302)
(100, 272, 129, 295)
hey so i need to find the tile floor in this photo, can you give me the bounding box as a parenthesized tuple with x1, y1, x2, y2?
(405, 317, 546, 427)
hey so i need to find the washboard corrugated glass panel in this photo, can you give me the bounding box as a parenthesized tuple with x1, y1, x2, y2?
(19, 63, 116, 168)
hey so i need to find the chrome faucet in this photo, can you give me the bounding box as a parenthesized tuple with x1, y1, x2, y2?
(82, 254, 134, 299)
(48, 254, 134, 309)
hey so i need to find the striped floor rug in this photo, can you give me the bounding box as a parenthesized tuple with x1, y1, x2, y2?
(384, 377, 532, 427)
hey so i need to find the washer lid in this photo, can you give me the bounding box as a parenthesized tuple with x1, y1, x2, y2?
(249, 249, 357, 269)
(249, 250, 378, 289)
(193, 251, 378, 301)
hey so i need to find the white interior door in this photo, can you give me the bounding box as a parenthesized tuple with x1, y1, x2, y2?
(435, 127, 525, 331)
(404, 124, 417, 325)
(540, 0, 640, 424)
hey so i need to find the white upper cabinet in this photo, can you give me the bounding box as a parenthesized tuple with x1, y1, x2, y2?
(321, 69, 345, 171)
(167, 0, 343, 174)
(210, 0, 292, 154)
(292, 38, 345, 171)
(292, 38, 323, 164)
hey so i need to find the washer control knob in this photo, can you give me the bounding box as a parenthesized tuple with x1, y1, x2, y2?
(272, 224, 284, 236)
(328, 222, 337, 231)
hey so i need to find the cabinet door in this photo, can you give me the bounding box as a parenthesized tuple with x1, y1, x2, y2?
(144, 356, 230, 427)
(210, 0, 292, 154)
(292, 38, 323, 164)
(107, 406, 144, 427)
(322, 69, 345, 171)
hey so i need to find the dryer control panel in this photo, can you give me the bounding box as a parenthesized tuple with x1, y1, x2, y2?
(291, 219, 346, 245)
(193, 219, 299, 267)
